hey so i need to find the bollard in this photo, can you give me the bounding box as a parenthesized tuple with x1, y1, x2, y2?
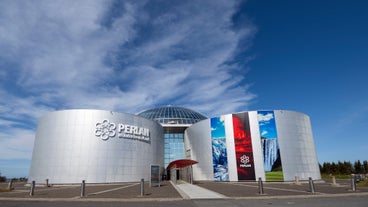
(80, 180, 86, 197)
(45, 179, 49, 187)
(258, 177, 264, 195)
(30, 181, 35, 196)
(331, 176, 337, 186)
(7, 179, 14, 191)
(308, 177, 315, 193)
(140, 178, 145, 196)
(350, 174, 356, 192)
(295, 176, 300, 185)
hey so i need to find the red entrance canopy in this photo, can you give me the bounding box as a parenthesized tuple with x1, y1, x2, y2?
(167, 159, 198, 169)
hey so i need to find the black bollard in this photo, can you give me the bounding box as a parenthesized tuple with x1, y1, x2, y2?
(258, 177, 264, 195)
(80, 180, 86, 197)
(30, 181, 35, 196)
(7, 179, 14, 191)
(350, 174, 356, 192)
(140, 178, 145, 196)
(308, 177, 315, 193)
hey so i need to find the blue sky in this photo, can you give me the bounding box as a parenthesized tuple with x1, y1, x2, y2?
(257, 111, 277, 139)
(0, 0, 367, 178)
(211, 116, 226, 139)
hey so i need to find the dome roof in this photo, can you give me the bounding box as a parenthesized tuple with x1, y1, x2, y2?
(137, 105, 207, 125)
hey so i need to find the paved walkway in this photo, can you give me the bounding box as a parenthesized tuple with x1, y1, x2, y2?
(173, 182, 227, 199)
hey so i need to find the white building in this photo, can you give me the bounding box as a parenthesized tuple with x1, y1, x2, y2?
(28, 109, 164, 184)
(185, 110, 321, 182)
(28, 107, 320, 184)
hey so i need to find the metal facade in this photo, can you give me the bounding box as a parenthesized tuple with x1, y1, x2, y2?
(184, 110, 321, 181)
(28, 109, 320, 183)
(275, 110, 321, 181)
(28, 109, 164, 184)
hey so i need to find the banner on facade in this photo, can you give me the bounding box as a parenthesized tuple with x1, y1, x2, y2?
(233, 113, 255, 180)
(211, 116, 229, 181)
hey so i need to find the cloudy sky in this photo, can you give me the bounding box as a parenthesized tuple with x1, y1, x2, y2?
(1, 0, 367, 177)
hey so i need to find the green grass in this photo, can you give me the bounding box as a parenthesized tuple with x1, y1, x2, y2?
(357, 179, 368, 187)
(0, 187, 10, 192)
(321, 174, 352, 179)
(266, 171, 284, 181)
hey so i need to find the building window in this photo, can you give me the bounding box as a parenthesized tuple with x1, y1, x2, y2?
(164, 133, 185, 168)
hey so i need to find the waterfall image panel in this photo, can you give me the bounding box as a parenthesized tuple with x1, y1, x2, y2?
(261, 138, 279, 171)
(232, 113, 256, 180)
(211, 116, 229, 181)
(258, 111, 283, 180)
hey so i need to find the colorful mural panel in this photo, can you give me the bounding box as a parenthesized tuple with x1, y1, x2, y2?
(211, 116, 229, 181)
(258, 111, 283, 180)
(232, 113, 256, 180)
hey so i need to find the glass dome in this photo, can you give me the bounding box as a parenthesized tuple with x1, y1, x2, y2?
(137, 105, 207, 125)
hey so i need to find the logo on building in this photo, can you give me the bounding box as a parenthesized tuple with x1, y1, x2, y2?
(240, 155, 252, 168)
(95, 119, 150, 143)
(240, 155, 250, 164)
(95, 119, 116, 140)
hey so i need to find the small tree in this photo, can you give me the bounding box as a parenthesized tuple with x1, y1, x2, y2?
(0, 175, 6, 182)
(363, 160, 368, 174)
(322, 162, 332, 174)
(337, 161, 345, 174)
(331, 162, 338, 174)
(354, 160, 363, 174)
(343, 161, 353, 174)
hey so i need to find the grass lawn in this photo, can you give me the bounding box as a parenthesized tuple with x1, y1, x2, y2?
(321, 174, 351, 179)
(0, 187, 10, 192)
(357, 179, 368, 187)
(266, 171, 284, 181)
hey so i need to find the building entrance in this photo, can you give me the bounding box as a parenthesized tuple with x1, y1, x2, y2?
(167, 159, 198, 184)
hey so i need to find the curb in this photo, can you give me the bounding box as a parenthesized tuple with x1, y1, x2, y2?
(1, 192, 368, 202)
(232, 192, 368, 200)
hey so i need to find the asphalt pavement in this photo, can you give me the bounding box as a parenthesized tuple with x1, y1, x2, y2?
(0, 178, 368, 204)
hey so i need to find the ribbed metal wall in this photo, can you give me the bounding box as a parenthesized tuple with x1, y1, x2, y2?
(275, 110, 321, 181)
(28, 109, 164, 184)
(185, 110, 321, 181)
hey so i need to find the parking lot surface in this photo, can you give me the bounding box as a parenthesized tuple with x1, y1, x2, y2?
(1, 179, 367, 201)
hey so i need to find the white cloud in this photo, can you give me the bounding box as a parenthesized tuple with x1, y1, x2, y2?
(0, 0, 257, 175)
(0, 128, 35, 159)
(261, 131, 268, 136)
(258, 113, 274, 122)
(0, 0, 133, 96)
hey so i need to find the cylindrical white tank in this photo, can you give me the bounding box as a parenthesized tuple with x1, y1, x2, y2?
(28, 109, 164, 184)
